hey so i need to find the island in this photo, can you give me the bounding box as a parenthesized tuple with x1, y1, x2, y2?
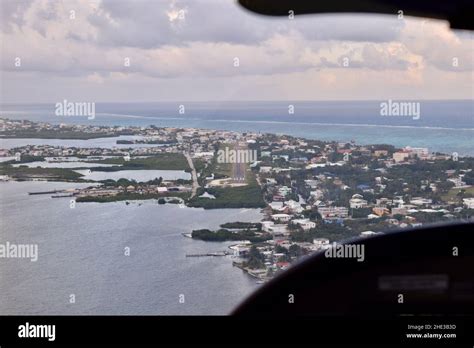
(1, 117, 473, 282)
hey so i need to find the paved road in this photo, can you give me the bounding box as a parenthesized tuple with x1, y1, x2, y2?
(184, 152, 199, 198)
(232, 144, 246, 182)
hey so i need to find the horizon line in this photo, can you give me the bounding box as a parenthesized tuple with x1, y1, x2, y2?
(1, 98, 473, 105)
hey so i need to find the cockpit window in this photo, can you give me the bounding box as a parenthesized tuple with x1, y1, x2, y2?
(0, 0, 473, 316)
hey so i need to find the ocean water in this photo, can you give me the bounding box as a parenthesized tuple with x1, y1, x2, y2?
(12, 161, 116, 168)
(0, 181, 262, 315)
(0, 100, 472, 315)
(1, 100, 473, 156)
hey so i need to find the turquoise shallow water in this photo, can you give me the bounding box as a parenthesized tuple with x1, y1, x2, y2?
(1, 100, 473, 156)
(0, 100, 472, 314)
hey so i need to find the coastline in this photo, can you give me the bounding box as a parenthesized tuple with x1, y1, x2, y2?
(1, 116, 473, 286)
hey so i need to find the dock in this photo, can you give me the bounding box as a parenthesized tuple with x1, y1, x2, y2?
(28, 190, 62, 195)
(186, 251, 230, 257)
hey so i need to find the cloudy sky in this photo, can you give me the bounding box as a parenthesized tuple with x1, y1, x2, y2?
(1, 0, 473, 103)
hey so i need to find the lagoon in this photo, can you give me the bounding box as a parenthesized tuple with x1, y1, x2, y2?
(0, 181, 262, 314)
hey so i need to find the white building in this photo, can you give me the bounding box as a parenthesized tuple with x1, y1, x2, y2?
(262, 221, 289, 234)
(349, 194, 368, 209)
(194, 152, 214, 158)
(261, 221, 274, 232)
(269, 225, 289, 234)
(278, 186, 292, 196)
(304, 179, 319, 188)
(393, 151, 410, 163)
(463, 198, 474, 209)
(310, 190, 324, 200)
(271, 214, 291, 223)
(291, 219, 316, 231)
(410, 197, 433, 206)
(269, 201, 284, 211)
(285, 200, 304, 213)
(313, 238, 330, 249)
(198, 191, 216, 199)
(231, 244, 251, 257)
(447, 177, 465, 187)
(405, 146, 429, 159)
(318, 206, 349, 219)
(391, 207, 408, 216)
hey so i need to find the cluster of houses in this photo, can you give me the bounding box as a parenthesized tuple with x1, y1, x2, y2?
(2, 118, 472, 282)
(1, 117, 257, 161)
(229, 137, 472, 281)
(71, 181, 192, 199)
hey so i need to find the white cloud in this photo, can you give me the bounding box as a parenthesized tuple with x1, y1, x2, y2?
(0, 0, 472, 102)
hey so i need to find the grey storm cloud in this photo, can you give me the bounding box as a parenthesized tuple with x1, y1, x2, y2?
(0, 0, 35, 32)
(81, 0, 405, 48)
(0, 0, 472, 104)
(0, 0, 421, 78)
(82, 0, 278, 48)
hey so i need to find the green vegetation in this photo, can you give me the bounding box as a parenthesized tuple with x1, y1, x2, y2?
(291, 223, 359, 243)
(275, 245, 288, 254)
(192, 158, 207, 174)
(1, 129, 130, 139)
(288, 244, 305, 258)
(464, 171, 474, 185)
(0, 165, 83, 181)
(117, 139, 176, 145)
(76, 191, 189, 203)
(220, 222, 262, 230)
(351, 207, 373, 218)
(441, 187, 474, 203)
(196, 145, 229, 186)
(2, 155, 45, 165)
(191, 229, 271, 243)
(188, 180, 265, 209)
(213, 143, 234, 178)
(90, 154, 190, 172)
(244, 245, 265, 269)
(98, 177, 163, 187)
(344, 218, 398, 234)
(175, 179, 192, 185)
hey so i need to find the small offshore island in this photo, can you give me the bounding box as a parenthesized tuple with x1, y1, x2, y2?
(1, 117, 473, 282)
